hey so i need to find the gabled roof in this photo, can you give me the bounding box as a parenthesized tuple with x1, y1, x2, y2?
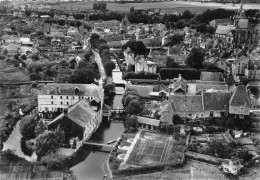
(203, 92, 231, 111)
(49, 98, 97, 128)
(215, 25, 235, 35)
(196, 84, 228, 94)
(229, 85, 251, 107)
(38, 83, 103, 97)
(137, 116, 160, 126)
(169, 95, 203, 112)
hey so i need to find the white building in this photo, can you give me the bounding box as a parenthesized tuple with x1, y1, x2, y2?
(135, 55, 157, 73)
(38, 83, 104, 113)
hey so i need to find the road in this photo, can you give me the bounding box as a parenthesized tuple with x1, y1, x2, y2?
(92, 49, 106, 85)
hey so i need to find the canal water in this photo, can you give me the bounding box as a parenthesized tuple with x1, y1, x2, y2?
(2, 120, 37, 162)
(2, 89, 125, 180)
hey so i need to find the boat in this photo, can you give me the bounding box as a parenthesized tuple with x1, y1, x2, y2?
(107, 140, 116, 144)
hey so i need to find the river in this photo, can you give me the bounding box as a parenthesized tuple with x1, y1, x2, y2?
(2, 87, 125, 180)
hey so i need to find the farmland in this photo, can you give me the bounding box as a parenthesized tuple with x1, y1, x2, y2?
(56, 1, 260, 13)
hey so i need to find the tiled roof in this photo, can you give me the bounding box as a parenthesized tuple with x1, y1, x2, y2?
(215, 25, 234, 35)
(229, 85, 251, 107)
(125, 85, 154, 98)
(169, 95, 203, 112)
(196, 84, 227, 94)
(200, 72, 223, 81)
(203, 92, 231, 111)
(50, 98, 97, 128)
(137, 116, 160, 126)
(38, 83, 103, 97)
(237, 19, 250, 29)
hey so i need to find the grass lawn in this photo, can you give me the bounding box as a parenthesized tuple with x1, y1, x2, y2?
(0, 62, 30, 82)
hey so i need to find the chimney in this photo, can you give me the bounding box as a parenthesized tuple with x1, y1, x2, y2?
(56, 87, 60, 94)
(178, 74, 181, 79)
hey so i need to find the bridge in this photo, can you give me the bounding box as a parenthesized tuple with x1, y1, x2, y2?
(82, 141, 116, 152)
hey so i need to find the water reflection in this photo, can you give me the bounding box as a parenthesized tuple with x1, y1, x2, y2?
(2, 120, 37, 162)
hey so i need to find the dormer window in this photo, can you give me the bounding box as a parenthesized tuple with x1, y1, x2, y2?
(75, 87, 79, 95)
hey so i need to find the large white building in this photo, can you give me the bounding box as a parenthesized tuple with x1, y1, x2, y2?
(38, 83, 104, 113)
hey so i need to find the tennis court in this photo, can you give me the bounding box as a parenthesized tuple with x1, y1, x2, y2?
(126, 131, 174, 165)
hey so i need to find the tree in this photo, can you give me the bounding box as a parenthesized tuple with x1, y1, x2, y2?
(165, 34, 184, 46)
(130, 7, 135, 13)
(55, 124, 65, 143)
(35, 119, 47, 137)
(21, 54, 27, 60)
(175, 20, 185, 29)
(3, 49, 8, 55)
(57, 19, 65, 26)
(124, 95, 140, 108)
(196, 23, 207, 34)
(185, 48, 204, 69)
(104, 61, 116, 77)
(125, 116, 138, 132)
(35, 131, 59, 160)
(29, 73, 41, 81)
(90, 33, 100, 49)
(68, 68, 99, 84)
(122, 40, 149, 56)
(172, 114, 181, 124)
(126, 100, 142, 115)
(166, 56, 179, 68)
(75, 21, 82, 27)
(20, 115, 39, 139)
(122, 89, 139, 107)
(99, 44, 110, 55)
(31, 54, 39, 61)
(181, 10, 194, 19)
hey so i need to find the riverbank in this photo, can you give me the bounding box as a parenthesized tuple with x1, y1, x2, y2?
(0, 96, 37, 149)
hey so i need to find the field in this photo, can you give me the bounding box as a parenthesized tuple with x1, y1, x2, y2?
(126, 131, 184, 166)
(0, 62, 30, 82)
(56, 1, 260, 13)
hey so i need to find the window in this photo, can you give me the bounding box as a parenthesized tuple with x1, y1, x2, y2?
(51, 101, 53, 105)
(67, 96, 68, 99)
(51, 95, 53, 99)
(60, 96, 62, 99)
(67, 102, 69, 105)
(61, 102, 63, 105)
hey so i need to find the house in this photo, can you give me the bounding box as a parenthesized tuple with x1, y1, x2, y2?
(215, 25, 235, 44)
(232, 56, 249, 75)
(168, 95, 204, 120)
(245, 60, 260, 80)
(37, 83, 104, 113)
(209, 19, 232, 29)
(169, 74, 188, 95)
(48, 98, 102, 141)
(67, 27, 78, 36)
(202, 92, 231, 118)
(149, 90, 169, 99)
(137, 116, 160, 131)
(4, 43, 21, 55)
(124, 47, 135, 67)
(229, 85, 251, 117)
(135, 55, 157, 73)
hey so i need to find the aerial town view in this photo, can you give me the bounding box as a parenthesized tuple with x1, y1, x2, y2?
(1, 0, 260, 179)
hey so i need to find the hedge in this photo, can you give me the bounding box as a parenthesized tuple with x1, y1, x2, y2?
(160, 68, 201, 80)
(123, 71, 159, 80)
